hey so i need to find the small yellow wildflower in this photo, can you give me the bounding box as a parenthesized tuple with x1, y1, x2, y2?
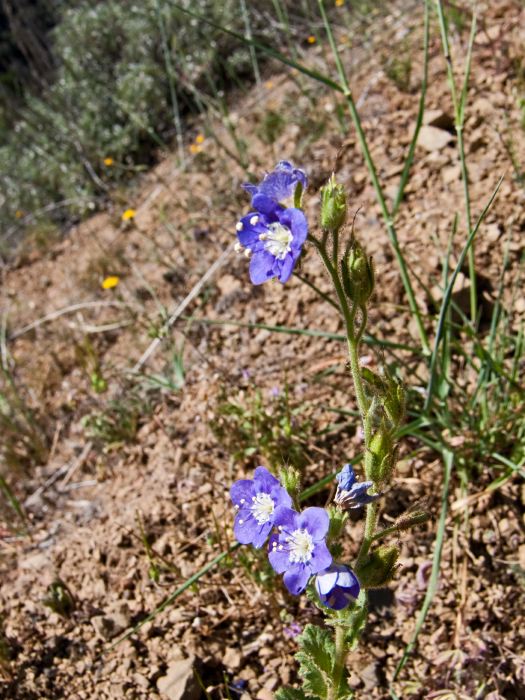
(103, 157, 114, 166)
(307, 35, 316, 44)
(121, 208, 136, 222)
(264, 80, 274, 90)
(195, 134, 205, 144)
(101, 275, 120, 290)
(189, 143, 202, 155)
(15, 210, 24, 219)
(335, 0, 344, 6)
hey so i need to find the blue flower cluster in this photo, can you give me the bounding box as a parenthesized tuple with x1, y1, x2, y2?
(230, 466, 360, 609)
(235, 161, 308, 285)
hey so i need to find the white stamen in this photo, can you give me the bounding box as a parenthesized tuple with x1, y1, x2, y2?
(259, 233, 268, 240)
(236, 222, 243, 231)
(287, 528, 314, 564)
(238, 519, 243, 524)
(240, 499, 245, 504)
(250, 492, 275, 525)
(234, 242, 243, 253)
(263, 222, 293, 260)
(244, 248, 252, 258)
(250, 215, 259, 225)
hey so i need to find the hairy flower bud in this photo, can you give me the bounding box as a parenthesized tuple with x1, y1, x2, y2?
(355, 545, 400, 588)
(320, 174, 347, 232)
(279, 466, 301, 497)
(341, 241, 374, 305)
(365, 428, 394, 484)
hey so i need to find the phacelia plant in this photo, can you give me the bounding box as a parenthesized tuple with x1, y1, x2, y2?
(230, 162, 427, 699)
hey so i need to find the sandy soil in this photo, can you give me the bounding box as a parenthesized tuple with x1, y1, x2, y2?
(1, 2, 524, 698)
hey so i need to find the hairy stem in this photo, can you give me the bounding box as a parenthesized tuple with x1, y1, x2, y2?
(329, 624, 347, 700)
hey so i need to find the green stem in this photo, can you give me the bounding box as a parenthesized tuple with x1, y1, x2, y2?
(317, 0, 430, 355)
(329, 624, 347, 700)
(355, 500, 379, 568)
(434, 0, 477, 323)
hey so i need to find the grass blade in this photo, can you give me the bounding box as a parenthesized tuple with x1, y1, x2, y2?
(391, 448, 454, 688)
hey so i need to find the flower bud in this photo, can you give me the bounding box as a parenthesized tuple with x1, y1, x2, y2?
(355, 545, 400, 588)
(327, 504, 347, 542)
(341, 241, 374, 305)
(279, 466, 301, 497)
(320, 174, 347, 232)
(315, 564, 360, 610)
(365, 428, 394, 484)
(395, 510, 430, 532)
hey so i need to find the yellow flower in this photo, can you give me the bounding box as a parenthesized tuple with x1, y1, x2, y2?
(189, 143, 202, 154)
(15, 210, 24, 219)
(101, 275, 120, 290)
(307, 35, 316, 44)
(335, 0, 344, 6)
(195, 134, 205, 144)
(121, 208, 136, 221)
(104, 157, 114, 166)
(264, 80, 274, 90)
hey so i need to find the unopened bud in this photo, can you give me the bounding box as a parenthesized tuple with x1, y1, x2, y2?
(356, 544, 400, 588)
(395, 510, 430, 532)
(279, 466, 301, 497)
(320, 174, 347, 232)
(341, 241, 374, 305)
(365, 428, 394, 484)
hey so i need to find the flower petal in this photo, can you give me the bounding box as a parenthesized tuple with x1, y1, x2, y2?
(234, 512, 259, 545)
(268, 533, 291, 573)
(298, 507, 330, 540)
(315, 568, 339, 596)
(282, 208, 308, 247)
(278, 253, 295, 283)
(249, 251, 276, 284)
(252, 193, 280, 217)
(283, 564, 310, 595)
(253, 466, 280, 491)
(230, 479, 254, 506)
(273, 506, 299, 530)
(309, 540, 333, 573)
(250, 521, 272, 549)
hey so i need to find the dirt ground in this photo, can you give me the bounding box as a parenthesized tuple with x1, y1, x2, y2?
(1, 2, 524, 698)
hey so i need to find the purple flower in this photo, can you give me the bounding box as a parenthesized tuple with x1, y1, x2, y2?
(230, 466, 292, 548)
(334, 463, 380, 510)
(315, 564, 360, 610)
(242, 160, 307, 205)
(268, 506, 332, 595)
(235, 202, 308, 284)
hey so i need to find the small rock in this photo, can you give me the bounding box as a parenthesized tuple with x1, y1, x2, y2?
(256, 690, 274, 700)
(423, 109, 454, 131)
(223, 647, 242, 669)
(442, 164, 461, 185)
(418, 125, 454, 152)
(157, 656, 200, 700)
(217, 274, 241, 296)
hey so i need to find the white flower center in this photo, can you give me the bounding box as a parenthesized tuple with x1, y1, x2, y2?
(250, 492, 275, 525)
(263, 222, 293, 260)
(287, 528, 314, 564)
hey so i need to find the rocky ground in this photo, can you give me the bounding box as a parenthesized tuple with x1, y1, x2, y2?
(0, 1, 524, 698)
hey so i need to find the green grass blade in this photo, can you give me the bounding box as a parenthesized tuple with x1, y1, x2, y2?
(425, 176, 503, 410)
(391, 448, 454, 688)
(185, 316, 423, 354)
(391, 0, 429, 218)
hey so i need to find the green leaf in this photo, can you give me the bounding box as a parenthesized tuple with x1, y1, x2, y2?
(275, 688, 312, 700)
(295, 624, 335, 699)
